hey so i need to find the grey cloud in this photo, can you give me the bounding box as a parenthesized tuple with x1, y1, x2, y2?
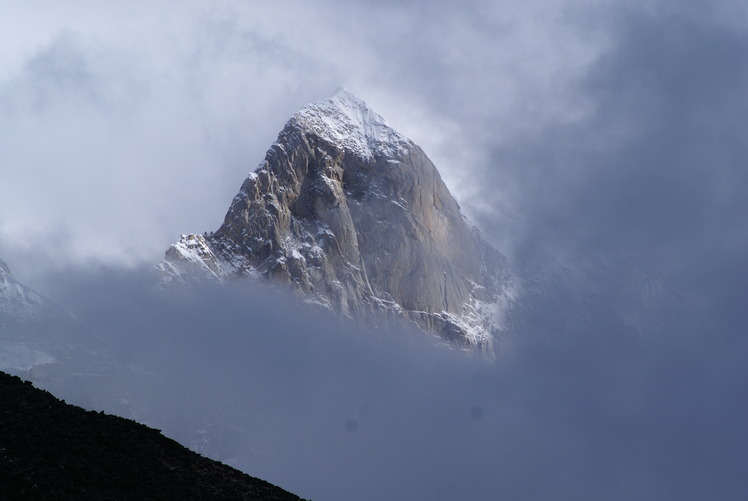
(0, 0, 597, 285)
(0, 8, 340, 284)
(22, 263, 748, 501)
(17, 33, 97, 109)
(464, 3, 748, 326)
(3, 1, 748, 499)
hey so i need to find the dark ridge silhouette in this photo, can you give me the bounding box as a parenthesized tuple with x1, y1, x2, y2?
(0, 371, 307, 501)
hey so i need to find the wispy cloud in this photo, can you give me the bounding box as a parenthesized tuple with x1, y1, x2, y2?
(2, 2, 747, 498)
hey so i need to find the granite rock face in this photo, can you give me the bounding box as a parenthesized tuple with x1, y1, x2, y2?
(159, 89, 515, 352)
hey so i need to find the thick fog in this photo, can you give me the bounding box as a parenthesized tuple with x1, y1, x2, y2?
(18, 260, 744, 501)
(3, 0, 748, 499)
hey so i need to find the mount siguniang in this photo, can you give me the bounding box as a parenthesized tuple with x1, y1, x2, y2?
(157, 88, 516, 353)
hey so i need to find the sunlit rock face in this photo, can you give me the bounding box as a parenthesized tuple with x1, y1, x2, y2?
(160, 89, 515, 353)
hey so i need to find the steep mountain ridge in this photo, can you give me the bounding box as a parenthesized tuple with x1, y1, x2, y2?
(159, 89, 515, 352)
(0, 258, 66, 325)
(0, 259, 117, 414)
(0, 370, 306, 501)
(0, 259, 84, 372)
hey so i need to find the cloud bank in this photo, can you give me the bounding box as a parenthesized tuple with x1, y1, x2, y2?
(1, 0, 598, 283)
(3, 1, 748, 500)
(26, 264, 748, 501)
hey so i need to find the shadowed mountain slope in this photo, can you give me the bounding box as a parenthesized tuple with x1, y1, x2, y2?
(0, 370, 306, 501)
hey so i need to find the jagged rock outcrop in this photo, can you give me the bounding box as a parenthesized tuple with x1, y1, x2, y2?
(159, 89, 515, 352)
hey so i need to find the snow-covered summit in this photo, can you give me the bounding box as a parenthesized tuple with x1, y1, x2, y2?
(290, 87, 412, 160)
(158, 90, 516, 353)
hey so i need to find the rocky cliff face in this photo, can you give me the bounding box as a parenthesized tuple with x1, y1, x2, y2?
(159, 89, 515, 352)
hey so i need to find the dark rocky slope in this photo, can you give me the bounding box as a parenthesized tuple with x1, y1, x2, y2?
(0, 371, 306, 501)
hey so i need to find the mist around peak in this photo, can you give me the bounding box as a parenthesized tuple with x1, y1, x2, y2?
(5, 261, 745, 501)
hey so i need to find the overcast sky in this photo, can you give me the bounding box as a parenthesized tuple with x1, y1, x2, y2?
(0, 0, 614, 283)
(3, 2, 748, 500)
(2, 0, 746, 302)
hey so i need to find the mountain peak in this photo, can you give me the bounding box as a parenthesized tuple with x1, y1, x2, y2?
(159, 92, 515, 353)
(331, 86, 367, 106)
(290, 88, 411, 160)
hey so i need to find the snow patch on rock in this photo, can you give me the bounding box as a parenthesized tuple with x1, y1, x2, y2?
(291, 87, 412, 160)
(156, 234, 229, 287)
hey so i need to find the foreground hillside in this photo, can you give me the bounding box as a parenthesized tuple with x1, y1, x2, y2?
(0, 371, 306, 501)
